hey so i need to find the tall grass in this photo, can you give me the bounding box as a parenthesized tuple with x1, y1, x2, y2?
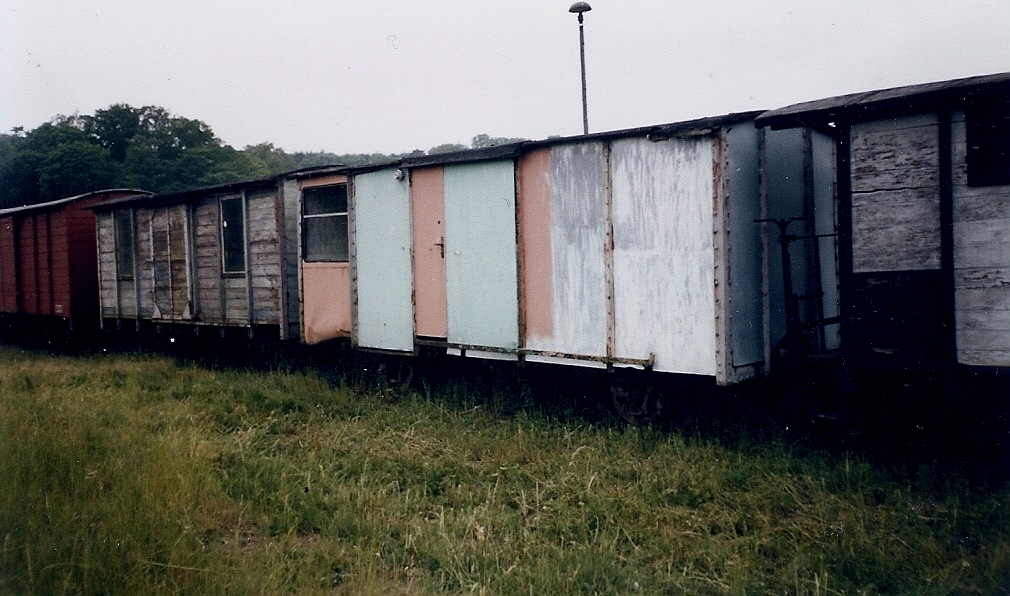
(1, 347, 1008, 595)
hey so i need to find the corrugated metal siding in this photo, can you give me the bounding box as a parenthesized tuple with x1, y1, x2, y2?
(443, 160, 519, 349)
(610, 136, 716, 375)
(353, 168, 414, 352)
(521, 143, 608, 357)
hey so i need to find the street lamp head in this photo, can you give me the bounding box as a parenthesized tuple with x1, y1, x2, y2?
(569, 2, 592, 15)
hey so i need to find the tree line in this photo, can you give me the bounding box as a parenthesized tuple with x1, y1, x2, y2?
(0, 104, 525, 209)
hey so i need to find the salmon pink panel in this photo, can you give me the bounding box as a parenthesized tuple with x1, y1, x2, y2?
(518, 149, 554, 342)
(302, 262, 351, 344)
(410, 167, 447, 338)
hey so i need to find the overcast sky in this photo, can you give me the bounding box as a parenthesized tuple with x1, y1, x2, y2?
(2, 1, 1008, 154)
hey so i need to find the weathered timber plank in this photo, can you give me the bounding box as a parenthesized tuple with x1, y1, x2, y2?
(954, 186, 1010, 221)
(852, 187, 941, 271)
(958, 350, 1010, 367)
(957, 286, 1010, 311)
(957, 308, 1010, 331)
(851, 117, 939, 193)
(957, 327, 1010, 351)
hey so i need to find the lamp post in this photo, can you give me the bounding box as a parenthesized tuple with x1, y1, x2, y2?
(569, 2, 591, 135)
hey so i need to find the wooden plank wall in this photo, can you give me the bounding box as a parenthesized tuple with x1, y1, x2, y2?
(247, 189, 282, 325)
(193, 198, 223, 321)
(951, 110, 1010, 367)
(850, 114, 941, 272)
(96, 212, 125, 317)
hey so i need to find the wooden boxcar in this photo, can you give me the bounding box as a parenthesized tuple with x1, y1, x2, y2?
(91, 177, 301, 341)
(301, 113, 828, 386)
(757, 72, 1010, 384)
(0, 189, 150, 345)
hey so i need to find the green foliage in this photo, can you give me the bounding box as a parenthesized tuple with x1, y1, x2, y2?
(0, 105, 274, 207)
(470, 133, 526, 148)
(1, 347, 1008, 596)
(0, 103, 534, 209)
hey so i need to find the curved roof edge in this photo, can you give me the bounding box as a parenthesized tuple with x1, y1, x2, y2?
(756, 72, 1010, 130)
(0, 189, 152, 216)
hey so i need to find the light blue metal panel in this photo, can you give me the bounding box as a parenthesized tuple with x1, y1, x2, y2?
(443, 160, 519, 349)
(726, 122, 764, 368)
(353, 168, 414, 352)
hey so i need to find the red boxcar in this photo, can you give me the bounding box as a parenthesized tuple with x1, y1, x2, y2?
(0, 189, 150, 347)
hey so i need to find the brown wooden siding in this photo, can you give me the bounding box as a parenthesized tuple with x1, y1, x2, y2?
(0, 218, 16, 313)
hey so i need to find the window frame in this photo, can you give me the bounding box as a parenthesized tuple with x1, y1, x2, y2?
(966, 93, 1010, 187)
(220, 194, 247, 276)
(114, 209, 135, 281)
(301, 183, 349, 263)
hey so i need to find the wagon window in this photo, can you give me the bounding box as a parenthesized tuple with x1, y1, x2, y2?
(302, 184, 348, 262)
(220, 196, 246, 274)
(966, 93, 1010, 187)
(114, 211, 134, 280)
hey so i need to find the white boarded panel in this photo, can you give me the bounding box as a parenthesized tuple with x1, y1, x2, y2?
(525, 142, 608, 357)
(354, 168, 414, 352)
(444, 160, 518, 349)
(611, 137, 716, 375)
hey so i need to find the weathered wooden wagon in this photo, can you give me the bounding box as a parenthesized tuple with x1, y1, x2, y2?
(91, 177, 301, 341)
(315, 113, 829, 387)
(0, 189, 149, 346)
(757, 72, 1010, 386)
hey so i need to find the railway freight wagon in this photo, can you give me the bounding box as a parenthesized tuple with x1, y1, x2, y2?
(0, 189, 150, 346)
(757, 72, 1010, 387)
(91, 176, 301, 342)
(301, 113, 829, 387)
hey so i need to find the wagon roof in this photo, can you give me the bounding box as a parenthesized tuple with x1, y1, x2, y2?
(88, 177, 280, 211)
(0, 189, 151, 217)
(401, 110, 764, 168)
(756, 71, 1010, 130)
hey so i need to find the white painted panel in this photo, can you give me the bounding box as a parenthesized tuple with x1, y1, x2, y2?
(444, 160, 519, 349)
(526, 142, 608, 357)
(611, 137, 716, 376)
(354, 168, 414, 352)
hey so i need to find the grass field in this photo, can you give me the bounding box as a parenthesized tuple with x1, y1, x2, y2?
(1, 346, 1008, 595)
